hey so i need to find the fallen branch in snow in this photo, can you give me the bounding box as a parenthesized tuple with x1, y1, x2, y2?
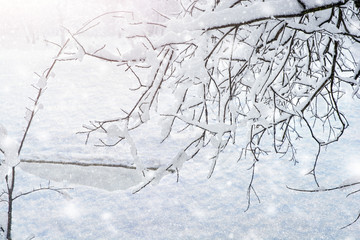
(20, 159, 175, 173)
(12, 183, 72, 201)
(287, 182, 360, 229)
(340, 213, 360, 229)
(286, 181, 360, 193)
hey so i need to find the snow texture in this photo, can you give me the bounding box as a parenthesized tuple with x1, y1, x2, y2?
(0, 0, 359, 239)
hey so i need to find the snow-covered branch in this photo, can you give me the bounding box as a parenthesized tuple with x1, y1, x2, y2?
(69, 0, 360, 211)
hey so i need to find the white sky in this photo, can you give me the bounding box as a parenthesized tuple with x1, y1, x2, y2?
(0, 0, 172, 45)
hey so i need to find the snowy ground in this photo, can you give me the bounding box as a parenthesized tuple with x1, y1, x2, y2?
(1, 1, 360, 239)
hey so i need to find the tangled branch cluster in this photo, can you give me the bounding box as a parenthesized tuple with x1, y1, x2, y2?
(65, 0, 360, 209)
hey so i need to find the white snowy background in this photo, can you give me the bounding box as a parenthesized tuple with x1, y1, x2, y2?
(1, 0, 360, 239)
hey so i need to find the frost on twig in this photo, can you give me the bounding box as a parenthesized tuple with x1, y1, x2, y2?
(0, 124, 19, 171)
(0, 17, 90, 238)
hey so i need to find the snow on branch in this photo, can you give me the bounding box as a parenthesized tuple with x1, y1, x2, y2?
(169, 0, 349, 31)
(69, 0, 360, 210)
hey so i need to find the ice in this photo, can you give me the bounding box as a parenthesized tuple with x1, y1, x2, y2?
(19, 162, 143, 191)
(36, 103, 44, 111)
(139, 102, 150, 122)
(0, 131, 20, 168)
(122, 45, 146, 61)
(106, 124, 123, 139)
(159, 118, 173, 139)
(75, 47, 85, 62)
(36, 76, 47, 88)
(25, 109, 33, 122)
(172, 151, 188, 169)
